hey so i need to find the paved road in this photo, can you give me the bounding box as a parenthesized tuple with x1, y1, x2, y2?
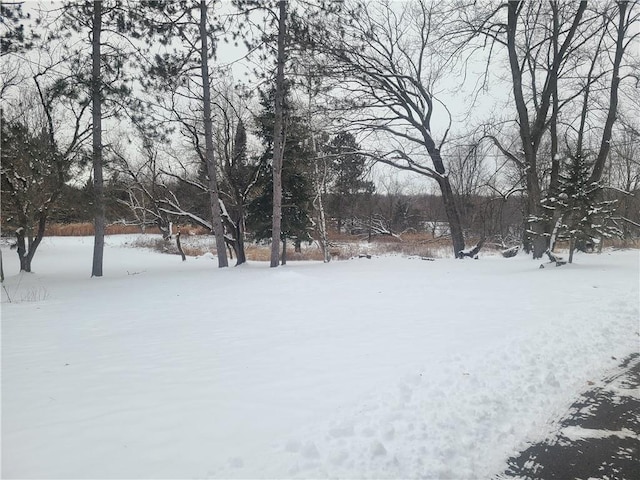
(499, 353, 640, 480)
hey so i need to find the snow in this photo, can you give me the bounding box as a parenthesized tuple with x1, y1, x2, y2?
(2, 235, 639, 479)
(560, 426, 636, 442)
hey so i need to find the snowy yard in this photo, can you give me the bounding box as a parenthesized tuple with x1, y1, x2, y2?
(1, 236, 638, 479)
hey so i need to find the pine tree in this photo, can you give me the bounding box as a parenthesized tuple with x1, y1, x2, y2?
(324, 131, 375, 233)
(0, 1, 33, 57)
(135, 0, 234, 268)
(53, 0, 153, 276)
(546, 154, 621, 262)
(247, 86, 314, 263)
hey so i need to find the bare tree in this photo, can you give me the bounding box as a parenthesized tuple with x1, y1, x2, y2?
(306, 0, 467, 257)
(110, 140, 173, 239)
(460, 0, 639, 257)
(1, 83, 90, 272)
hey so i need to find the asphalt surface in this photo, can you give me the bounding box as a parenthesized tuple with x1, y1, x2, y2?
(499, 353, 640, 480)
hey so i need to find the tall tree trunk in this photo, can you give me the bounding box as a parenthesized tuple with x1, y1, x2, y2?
(589, 0, 628, 184)
(506, 1, 586, 259)
(91, 0, 105, 277)
(310, 132, 330, 262)
(199, 0, 228, 268)
(549, 5, 560, 197)
(314, 166, 330, 262)
(270, 0, 287, 268)
(304, 66, 330, 263)
(507, 1, 545, 258)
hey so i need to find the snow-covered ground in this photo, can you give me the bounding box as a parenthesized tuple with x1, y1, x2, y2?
(1, 236, 638, 479)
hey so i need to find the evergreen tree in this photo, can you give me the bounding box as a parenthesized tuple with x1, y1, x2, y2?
(218, 118, 258, 265)
(135, 0, 233, 267)
(53, 0, 153, 276)
(546, 154, 621, 262)
(324, 131, 375, 233)
(0, 1, 33, 57)
(247, 86, 314, 263)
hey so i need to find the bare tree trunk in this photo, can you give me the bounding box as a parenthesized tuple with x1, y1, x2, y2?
(199, 0, 228, 268)
(310, 131, 330, 262)
(589, 1, 628, 184)
(525, 169, 548, 258)
(314, 169, 330, 262)
(91, 0, 105, 277)
(506, 1, 586, 259)
(16, 228, 28, 272)
(270, 0, 287, 268)
(426, 143, 465, 258)
(507, 1, 544, 258)
(549, 6, 560, 198)
(436, 176, 465, 258)
(235, 221, 246, 265)
(568, 236, 576, 264)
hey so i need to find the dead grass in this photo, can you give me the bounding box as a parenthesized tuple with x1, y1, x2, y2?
(122, 227, 640, 262)
(45, 223, 156, 236)
(369, 241, 437, 258)
(45, 223, 100, 236)
(44, 223, 208, 236)
(244, 243, 327, 262)
(606, 237, 640, 249)
(243, 244, 271, 261)
(130, 236, 327, 262)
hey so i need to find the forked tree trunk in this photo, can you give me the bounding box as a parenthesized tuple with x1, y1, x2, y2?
(506, 1, 586, 260)
(15, 213, 47, 273)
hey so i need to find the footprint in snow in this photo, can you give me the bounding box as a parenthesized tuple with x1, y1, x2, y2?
(301, 441, 320, 459)
(329, 423, 355, 438)
(371, 440, 387, 457)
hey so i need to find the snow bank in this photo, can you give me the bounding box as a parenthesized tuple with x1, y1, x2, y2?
(2, 236, 638, 478)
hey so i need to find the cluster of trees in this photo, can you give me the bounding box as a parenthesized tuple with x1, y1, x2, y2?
(1, 0, 639, 275)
